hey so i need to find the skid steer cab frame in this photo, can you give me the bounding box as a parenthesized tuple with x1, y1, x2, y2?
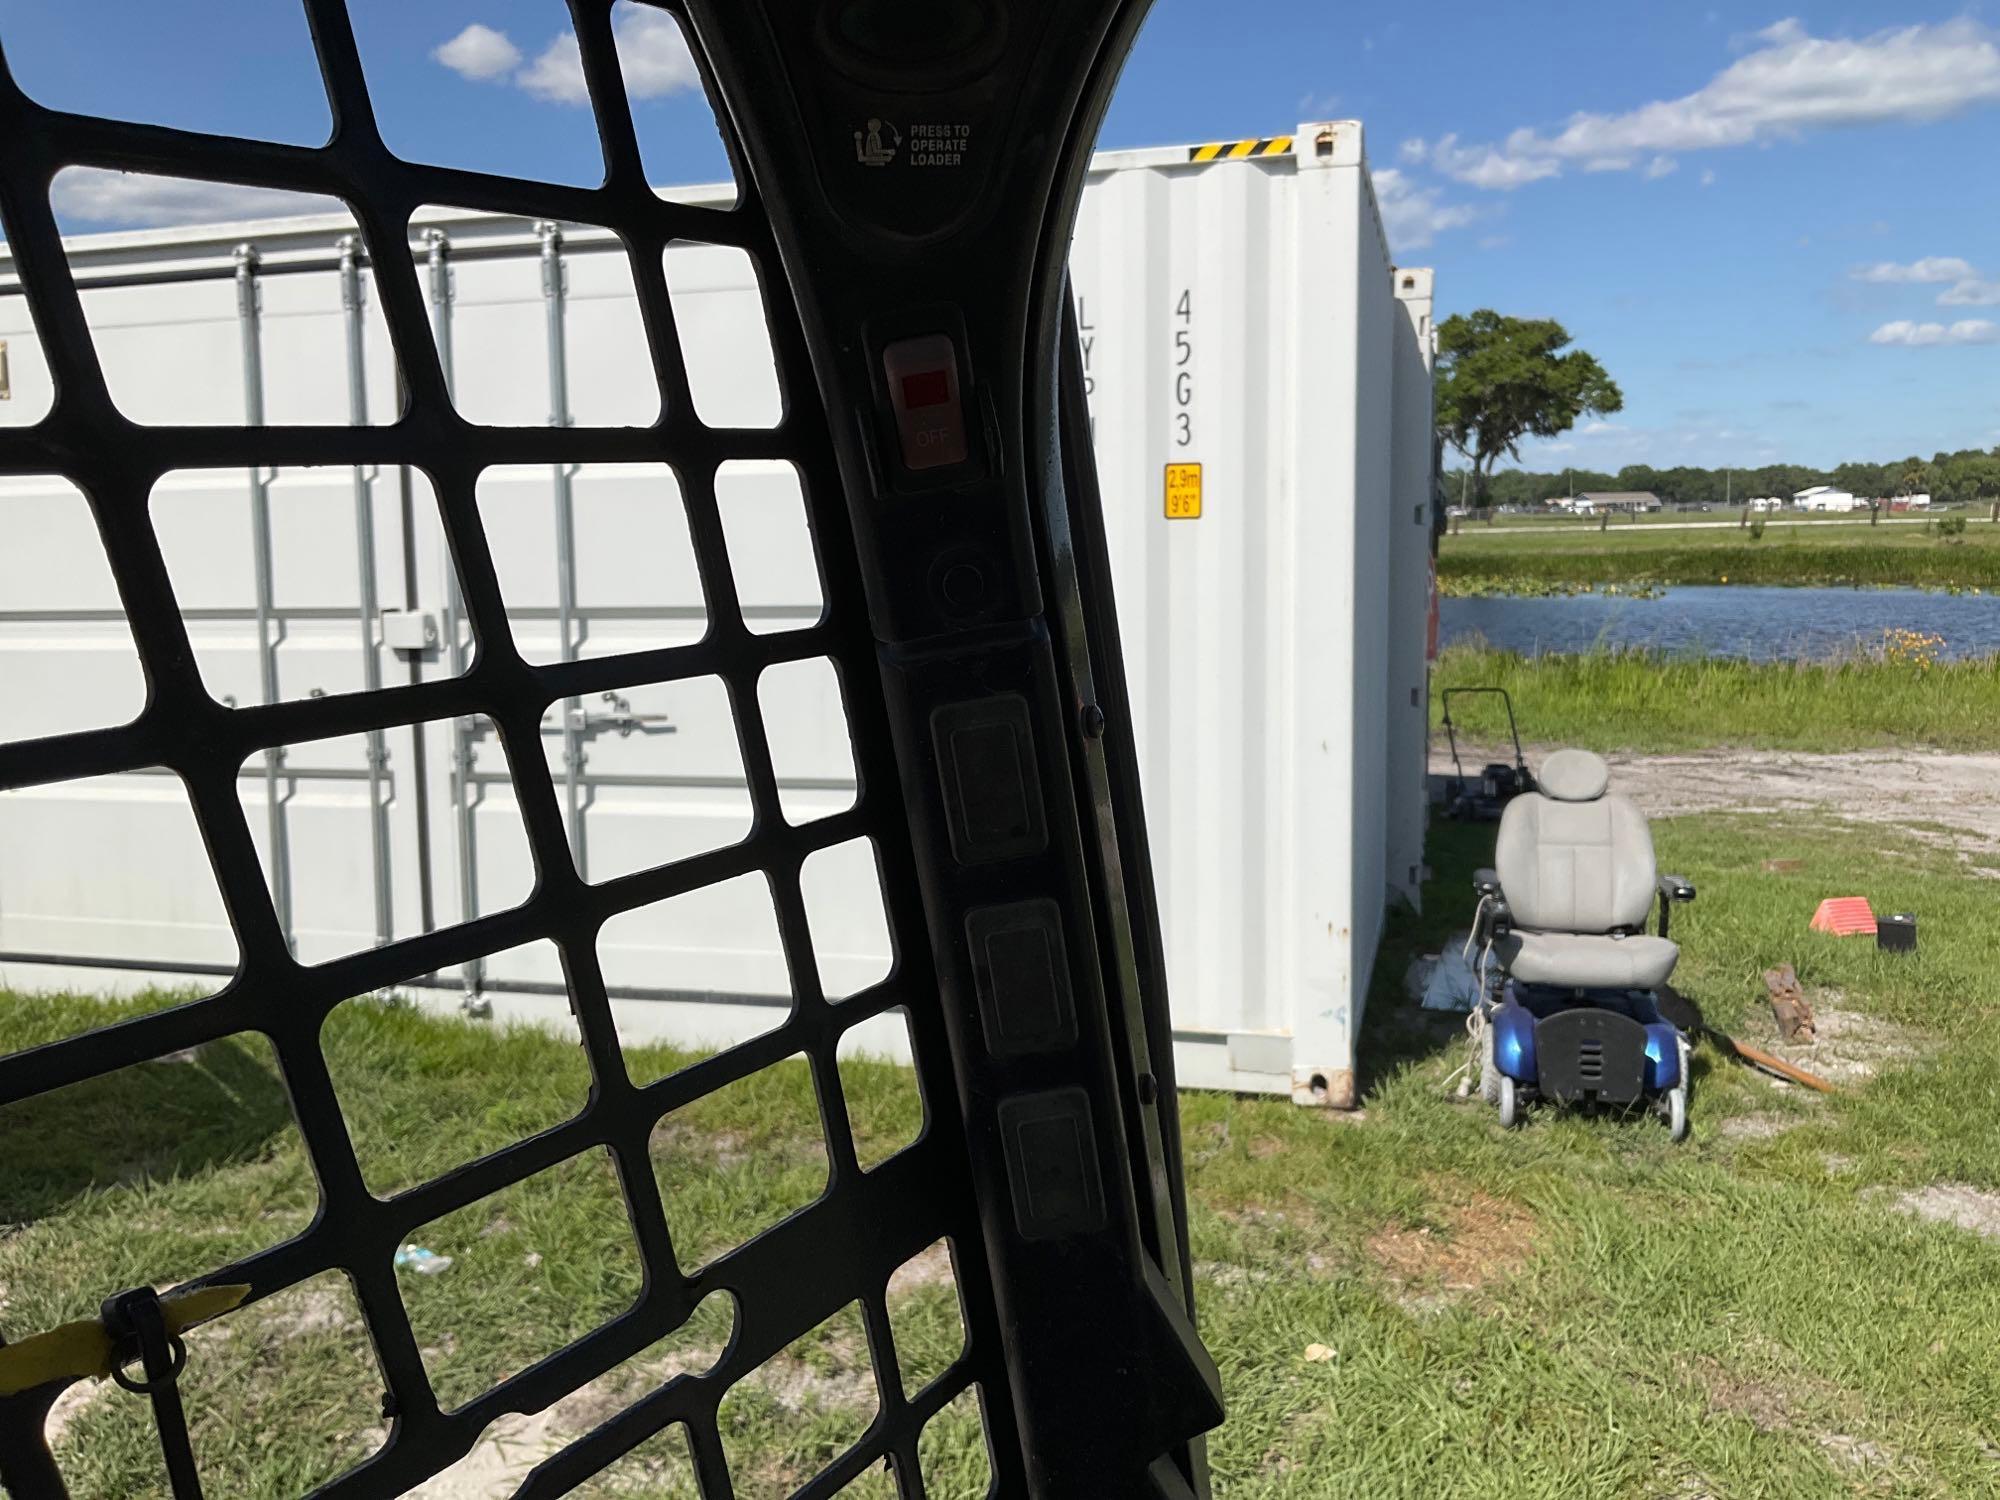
(0, 2, 1219, 1496)
(1468, 750, 1698, 1140)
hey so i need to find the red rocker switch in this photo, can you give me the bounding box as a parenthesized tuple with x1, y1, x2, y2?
(881, 334, 969, 471)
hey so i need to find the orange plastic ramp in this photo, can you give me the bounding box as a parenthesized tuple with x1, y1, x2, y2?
(1810, 896, 1877, 936)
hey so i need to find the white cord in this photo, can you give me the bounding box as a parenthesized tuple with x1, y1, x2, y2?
(1461, 899, 1491, 963)
(1445, 991, 1492, 1096)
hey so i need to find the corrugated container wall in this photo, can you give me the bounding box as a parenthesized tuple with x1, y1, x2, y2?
(1073, 122, 1425, 1104)
(0, 123, 1433, 1101)
(1387, 268, 1438, 913)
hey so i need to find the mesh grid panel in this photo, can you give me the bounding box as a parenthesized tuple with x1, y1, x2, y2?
(0, 3, 1002, 1495)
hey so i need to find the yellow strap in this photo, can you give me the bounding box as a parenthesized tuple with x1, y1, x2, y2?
(0, 1285, 250, 1396)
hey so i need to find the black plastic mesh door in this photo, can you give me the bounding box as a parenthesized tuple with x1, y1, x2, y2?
(0, 3, 1217, 1496)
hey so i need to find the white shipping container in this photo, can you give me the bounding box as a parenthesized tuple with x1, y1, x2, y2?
(0, 123, 1432, 1100)
(1072, 122, 1429, 1103)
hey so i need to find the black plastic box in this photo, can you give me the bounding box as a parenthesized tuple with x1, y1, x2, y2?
(1878, 913, 1917, 953)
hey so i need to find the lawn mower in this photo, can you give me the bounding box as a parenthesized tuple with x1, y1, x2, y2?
(1439, 686, 1535, 821)
(1467, 748, 1698, 1140)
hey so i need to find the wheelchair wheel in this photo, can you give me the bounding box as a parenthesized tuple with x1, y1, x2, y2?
(1497, 1074, 1520, 1129)
(1666, 1082, 1689, 1143)
(1479, 1025, 1503, 1105)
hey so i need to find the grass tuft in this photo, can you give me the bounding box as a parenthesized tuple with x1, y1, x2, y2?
(1434, 641, 2000, 751)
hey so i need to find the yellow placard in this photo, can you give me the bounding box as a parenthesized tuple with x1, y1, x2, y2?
(1164, 462, 1202, 520)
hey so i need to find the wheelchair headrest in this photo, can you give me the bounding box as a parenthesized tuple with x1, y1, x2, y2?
(1538, 748, 1610, 803)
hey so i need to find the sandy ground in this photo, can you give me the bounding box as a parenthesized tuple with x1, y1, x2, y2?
(1432, 743, 2000, 861)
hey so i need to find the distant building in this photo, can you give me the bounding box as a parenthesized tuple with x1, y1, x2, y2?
(1794, 484, 1862, 512)
(1747, 496, 1785, 512)
(1576, 491, 1662, 514)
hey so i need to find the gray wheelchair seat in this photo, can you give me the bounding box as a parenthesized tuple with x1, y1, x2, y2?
(1491, 749, 1679, 991)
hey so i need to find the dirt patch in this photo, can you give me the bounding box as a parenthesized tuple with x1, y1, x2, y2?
(1767, 992, 1922, 1086)
(403, 1338, 724, 1499)
(1890, 1182, 2000, 1241)
(1686, 1350, 1910, 1475)
(736, 1346, 877, 1418)
(1366, 1190, 1536, 1309)
(1431, 743, 2000, 865)
(44, 1376, 112, 1451)
(1716, 1113, 1799, 1141)
(1688, 1356, 1798, 1432)
(887, 1239, 955, 1296)
(249, 1283, 356, 1339)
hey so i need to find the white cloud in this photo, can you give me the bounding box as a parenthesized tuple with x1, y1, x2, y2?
(1417, 18, 2000, 189)
(1938, 278, 2000, 306)
(1417, 135, 1561, 190)
(1855, 260, 2000, 307)
(516, 30, 590, 103)
(434, 23, 521, 81)
(1868, 318, 2000, 347)
(1371, 168, 1479, 250)
(1852, 256, 1976, 283)
(1699, 169, 1717, 186)
(515, 7, 699, 106)
(615, 6, 701, 97)
(51, 168, 344, 228)
(1644, 155, 1678, 179)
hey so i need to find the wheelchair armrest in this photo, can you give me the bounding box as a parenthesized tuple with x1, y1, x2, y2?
(1655, 874, 1694, 940)
(1472, 872, 1511, 946)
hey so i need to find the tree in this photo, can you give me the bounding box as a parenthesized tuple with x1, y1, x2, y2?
(1434, 310, 1622, 506)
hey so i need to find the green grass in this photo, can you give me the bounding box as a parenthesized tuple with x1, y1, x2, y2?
(7, 811, 2000, 1497)
(1433, 641, 2000, 752)
(1440, 516, 2000, 593)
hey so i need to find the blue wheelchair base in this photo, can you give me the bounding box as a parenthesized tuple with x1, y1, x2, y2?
(1488, 981, 1687, 1114)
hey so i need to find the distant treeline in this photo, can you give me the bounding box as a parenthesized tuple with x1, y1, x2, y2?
(1443, 446, 2000, 509)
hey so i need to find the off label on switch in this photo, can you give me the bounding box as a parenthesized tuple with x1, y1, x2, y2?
(882, 334, 969, 471)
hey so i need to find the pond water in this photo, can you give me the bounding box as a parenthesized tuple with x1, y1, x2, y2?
(1440, 585, 2000, 661)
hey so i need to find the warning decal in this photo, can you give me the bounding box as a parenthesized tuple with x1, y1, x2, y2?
(1187, 136, 1293, 162)
(1164, 462, 1203, 520)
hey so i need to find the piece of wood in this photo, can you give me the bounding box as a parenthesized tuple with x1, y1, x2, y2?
(1708, 1031, 1836, 1094)
(1762, 963, 1816, 1043)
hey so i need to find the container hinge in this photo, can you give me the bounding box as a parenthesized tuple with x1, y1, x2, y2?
(380, 609, 440, 654)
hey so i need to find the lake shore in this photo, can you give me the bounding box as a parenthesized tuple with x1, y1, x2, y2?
(1439, 516, 2000, 595)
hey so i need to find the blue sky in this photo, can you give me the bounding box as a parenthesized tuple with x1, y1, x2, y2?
(2, 2, 1996, 472)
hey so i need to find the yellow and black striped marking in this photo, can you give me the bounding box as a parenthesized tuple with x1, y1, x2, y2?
(1187, 136, 1293, 162)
